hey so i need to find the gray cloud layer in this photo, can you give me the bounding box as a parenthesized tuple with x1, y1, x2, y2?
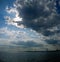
(45, 39, 59, 44)
(14, 0, 60, 37)
(12, 41, 43, 47)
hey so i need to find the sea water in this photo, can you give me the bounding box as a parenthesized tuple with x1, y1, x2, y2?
(0, 51, 60, 62)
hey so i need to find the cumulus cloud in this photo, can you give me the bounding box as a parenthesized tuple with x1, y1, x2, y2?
(4, 0, 60, 50)
(5, 0, 60, 36)
(9, 0, 60, 37)
(14, 0, 60, 47)
(5, 5, 24, 28)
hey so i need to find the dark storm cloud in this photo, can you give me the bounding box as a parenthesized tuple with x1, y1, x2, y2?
(55, 0, 60, 13)
(42, 29, 60, 36)
(12, 41, 43, 47)
(14, 0, 60, 36)
(45, 39, 59, 44)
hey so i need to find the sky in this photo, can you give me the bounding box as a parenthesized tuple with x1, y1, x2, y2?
(0, 0, 60, 51)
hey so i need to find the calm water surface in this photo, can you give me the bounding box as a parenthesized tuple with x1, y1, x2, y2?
(0, 51, 60, 62)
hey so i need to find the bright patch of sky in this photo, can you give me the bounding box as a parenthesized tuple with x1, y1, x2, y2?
(0, 0, 16, 28)
(0, 0, 44, 46)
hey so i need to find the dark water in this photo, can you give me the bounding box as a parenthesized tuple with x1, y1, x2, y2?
(0, 51, 60, 62)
